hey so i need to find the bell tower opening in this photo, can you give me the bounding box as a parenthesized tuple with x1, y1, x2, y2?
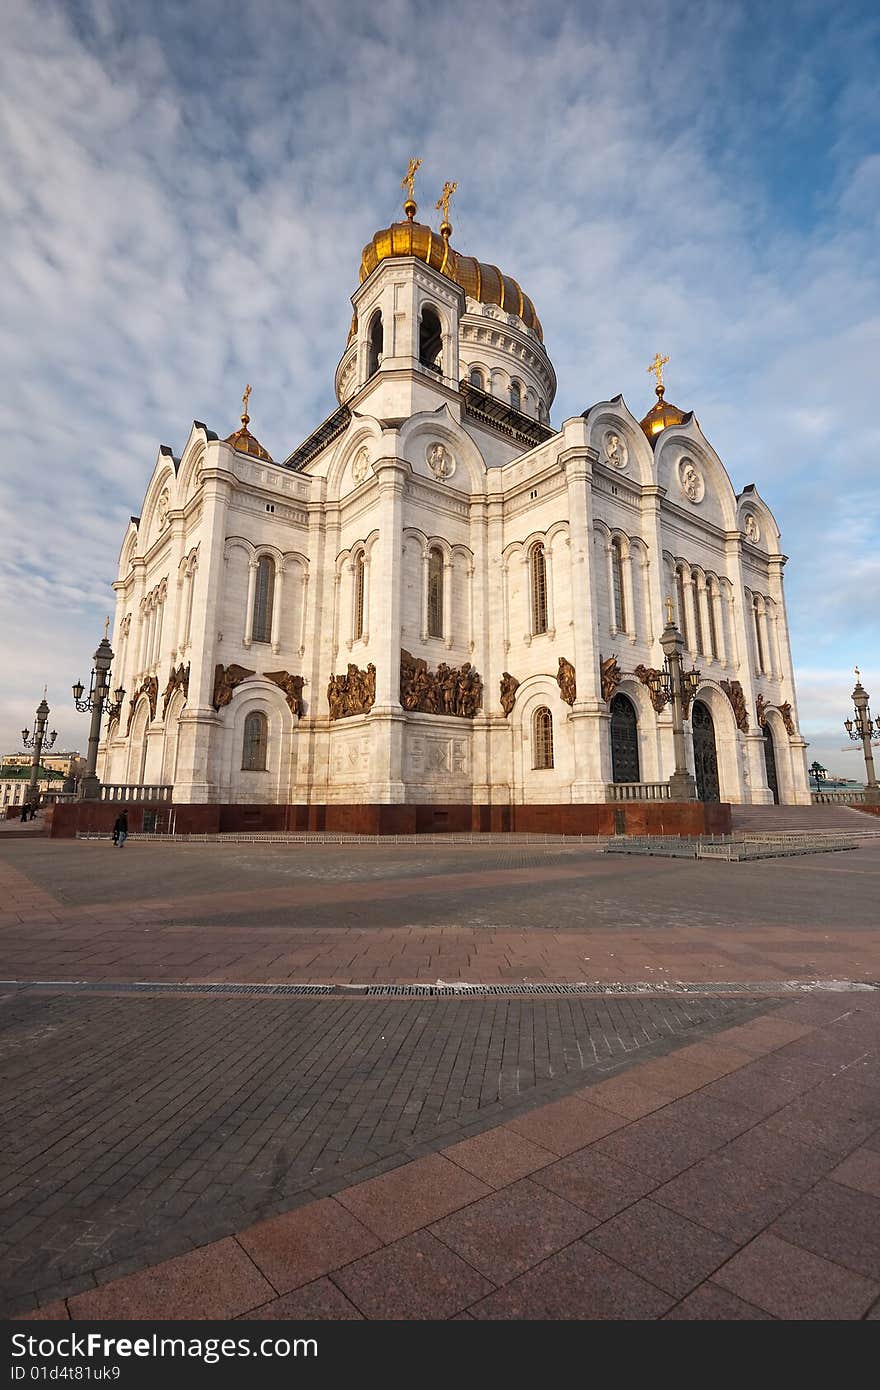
(367, 309, 383, 377)
(419, 305, 443, 373)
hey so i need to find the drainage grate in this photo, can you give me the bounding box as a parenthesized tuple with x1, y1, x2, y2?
(3, 978, 873, 998)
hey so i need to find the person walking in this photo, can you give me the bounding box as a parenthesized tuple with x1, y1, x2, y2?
(21, 802, 30, 822)
(112, 809, 129, 847)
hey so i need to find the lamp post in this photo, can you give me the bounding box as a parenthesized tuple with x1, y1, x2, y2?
(72, 619, 123, 801)
(809, 760, 828, 794)
(656, 599, 700, 801)
(844, 668, 880, 804)
(21, 689, 57, 812)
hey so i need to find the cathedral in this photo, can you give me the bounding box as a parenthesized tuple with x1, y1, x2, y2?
(97, 167, 811, 833)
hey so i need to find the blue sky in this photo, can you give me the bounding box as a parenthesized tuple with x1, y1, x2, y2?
(1, 0, 878, 775)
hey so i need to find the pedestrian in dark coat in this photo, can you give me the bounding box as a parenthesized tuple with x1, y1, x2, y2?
(112, 810, 129, 847)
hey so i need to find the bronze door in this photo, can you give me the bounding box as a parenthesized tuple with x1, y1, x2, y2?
(763, 721, 780, 804)
(610, 694, 640, 783)
(691, 700, 720, 802)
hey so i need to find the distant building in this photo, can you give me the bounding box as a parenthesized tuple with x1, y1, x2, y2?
(1, 751, 84, 779)
(0, 764, 66, 809)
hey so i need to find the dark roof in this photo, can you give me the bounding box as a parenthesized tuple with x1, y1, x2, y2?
(0, 765, 65, 781)
(284, 404, 352, 471)
(460, 380, 555, 449)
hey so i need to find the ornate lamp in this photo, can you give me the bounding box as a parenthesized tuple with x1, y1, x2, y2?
(71, 618, 115, 800)
(844, 667, 879, 800)
(21, 690, 57, 811)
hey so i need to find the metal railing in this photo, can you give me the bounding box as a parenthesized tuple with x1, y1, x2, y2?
(606, 782, 672, 802)
(99, 783, 172, 803)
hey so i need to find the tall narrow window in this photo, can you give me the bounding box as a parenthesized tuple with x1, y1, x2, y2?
(510, 381, 522, 410)
(753, 596, 765, 673)
(533, 707, 554, 769)
(252, 556, 275, 644)
(353, 550, 366, 640)
(419, 305, 442, 371)
(367, 309, 383, 376)
(692, 575, 704, 654)
(242, 711, 268, 771)
(707, 581, 719, 659)
(469, 366, 484, 389)
(611, 538, 626, 631)
(676, 566, 688, 647)
(427, 547, 444, 639)
(530, 542, 548, 635)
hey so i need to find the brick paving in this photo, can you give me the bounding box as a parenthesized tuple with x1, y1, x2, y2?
(9, 991, 877, 1321)
(0, 988, 769, 1314)
(2, 836, 878, 1320)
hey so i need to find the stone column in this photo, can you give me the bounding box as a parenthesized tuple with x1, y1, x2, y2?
(660, 617, 697, 801)
(243, 559, 257, 647)
(562, 430, 609, 801)
(622, 548, 635, 642)
(711, 583, 726, 664)
(725, 533, 769, 803)
(684, 571, 699, 660)
(369, 456, 407, 801)
(443, 559, 454, 648)
(271, 562, 284, 654)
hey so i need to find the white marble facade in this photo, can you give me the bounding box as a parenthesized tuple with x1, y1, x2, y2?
(100, 214, 811, 807)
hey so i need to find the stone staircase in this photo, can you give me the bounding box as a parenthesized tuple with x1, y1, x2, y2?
(731, 803, 880, 835)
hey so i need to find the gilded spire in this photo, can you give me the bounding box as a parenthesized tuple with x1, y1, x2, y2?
(401, 157, 422, 221)
(647, 352, 670, 399)
(225, 382, 272, 462)
(435, 180, 458, 239)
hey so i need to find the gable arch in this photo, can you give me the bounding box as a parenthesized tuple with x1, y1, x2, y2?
(326, 415, 384, 499)
(654, 422, 738, 531)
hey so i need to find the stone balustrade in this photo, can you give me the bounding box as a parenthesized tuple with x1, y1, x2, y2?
(606, 782, 672, 802)
(811, 790, 866, 804)
(99, 783, 172, 803)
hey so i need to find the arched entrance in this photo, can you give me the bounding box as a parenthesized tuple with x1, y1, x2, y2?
(763, 721, 780, 804)
(691, 700, 720, 802)
(610, 694, 640, 783)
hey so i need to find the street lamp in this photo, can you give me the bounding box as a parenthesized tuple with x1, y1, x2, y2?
(21, 688, 58, 813)
(657, 599, 701, 801)
(809, 760, 828, 793)
(71, 618, 115, 800)
(844, 668, 879, 803)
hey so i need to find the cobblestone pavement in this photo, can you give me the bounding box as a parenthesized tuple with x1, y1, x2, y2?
(0, 987, 777, 1314)
(12, 991, 880, 1322)
(1, 838, 879, 985)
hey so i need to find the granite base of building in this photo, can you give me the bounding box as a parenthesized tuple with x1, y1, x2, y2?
(47, 800, 732, 838)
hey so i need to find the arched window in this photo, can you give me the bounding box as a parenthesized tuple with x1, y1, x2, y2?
(353, 550, 366, 640)
(510, 381, 522, 410)
(530, 542, 548, 635)
(706, 581, 719, 660)
(692, 574, 704, 654)
(469, 366, 484, 390)
(611, 538, 626, 631)
(533, 707, 554, 769)
(242, 711, 268, 771)
(753, 595, 765, 673)
(252, 556, 275, 644)
(675, 565, 688, 647)
(427, 547, 444, 639)
(419, 305, 443, 372)
(367, 310, 383, 377)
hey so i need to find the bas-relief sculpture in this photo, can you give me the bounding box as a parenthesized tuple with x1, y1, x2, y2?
(265, 670, 306, 718)
(679, 458, 704, 504)
(556, 657, 576, 706)
(161, 662, 190, 717)
(757, 692, 795, 737)
(721, 679, 750, 732)
(328, 663, 376, 720)
(212, 663, 255, 711)
(400, 650, 483, 717)
(126, 676, 160, 733)
(600, 655, 622, 704)
(500, 672, 520, 717)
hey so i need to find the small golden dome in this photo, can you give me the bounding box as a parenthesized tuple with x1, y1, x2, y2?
(357, 219, 543, 341)
(225, 384, 272, 462)
(639, 384, 687, 443)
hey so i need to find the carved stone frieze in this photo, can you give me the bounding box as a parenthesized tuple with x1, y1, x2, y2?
(328, 663, 376, 720)
(600, 655, 622, 705)
(161, 662, 190, 717)
(721, 679, 750, 732)
(500, 672, 520, 717)
(126, 676, 159, 733)
(212, 663, 255, 711)
(265, 670, 305, 718)
(556, 657, 577, 706)
(400, 649, 483, 717)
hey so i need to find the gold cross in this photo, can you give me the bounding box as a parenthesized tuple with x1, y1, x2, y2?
(648, 352, 670, 390)
(401, 157, 422, 200)
(242, 383, 252, 419)
(435, 180, 458, 224)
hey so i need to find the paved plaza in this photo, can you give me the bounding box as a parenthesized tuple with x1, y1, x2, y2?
(1, 835, 879, 1319)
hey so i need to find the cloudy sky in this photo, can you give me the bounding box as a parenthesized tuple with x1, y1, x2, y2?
(2, 0, 878, 776)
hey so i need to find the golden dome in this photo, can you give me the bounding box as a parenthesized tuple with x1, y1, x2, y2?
(225, 385, 272, 462)
(357, 214, 543, 341)
(639, 384, 688, 443)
